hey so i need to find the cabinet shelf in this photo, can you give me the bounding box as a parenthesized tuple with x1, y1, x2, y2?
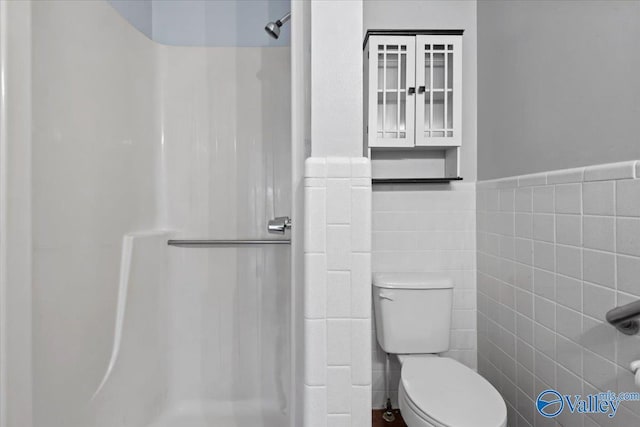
(372, 177, 463, 185)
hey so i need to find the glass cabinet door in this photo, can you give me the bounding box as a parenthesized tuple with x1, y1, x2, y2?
(367, 36, 416, 148)
(415, 35, 462, 147)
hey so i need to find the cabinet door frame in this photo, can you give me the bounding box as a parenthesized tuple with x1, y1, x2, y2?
(414, 35, 462, 147)
(367, 36, 416, 148)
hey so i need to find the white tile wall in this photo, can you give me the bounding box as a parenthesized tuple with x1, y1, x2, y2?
(371, 182, 477, 408)
(304, 157, 372, 427)
(477, 161, 640, 427)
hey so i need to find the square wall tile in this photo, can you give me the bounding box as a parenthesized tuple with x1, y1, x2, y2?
(515, 289, 533, 319)
(533, 268, 555, 299)
(515, 263, 533, 291)
(515, 213, 533, 239)
(556, 336, 582, 376)
(515, 187, 532, 212)
(534, 323, 556, 358)
(515, 238, 533, 265)
(532, 214, 555, 243)
(582, 315, 615, 361)
(583, 181, 615, 216)
(617, 254, 640, 296)
(582, 282, 615, 321)
(534, 351, 556, 387)
(533, 186, 555, 213)
(555, 275, 582, 311)
(583, 249, 615, 289)
(617, 217, 640, 257)
(500, 188, 515, 212)
(555, 183, 582, 214)
(582, 215, 615, 252)
(617, 179, 640, 217)
(534, 296, 556, 330)
(533, 241, 555, 272)
(556, 214, 581, 247)
(555, 305, 583, 342)
(556, 245, 581, 280)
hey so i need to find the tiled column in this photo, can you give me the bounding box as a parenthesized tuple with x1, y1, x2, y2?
(303, 157, 372, 427)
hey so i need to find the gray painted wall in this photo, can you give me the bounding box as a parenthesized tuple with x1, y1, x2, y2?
(478, 0, 640, 180)
(107, 0, 290, 46)
(363, 0, 478, 181)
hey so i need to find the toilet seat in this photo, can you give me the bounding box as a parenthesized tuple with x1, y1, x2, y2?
(399, 357, 506, 427)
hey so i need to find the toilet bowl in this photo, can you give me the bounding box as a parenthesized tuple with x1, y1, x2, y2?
(372, 273, 507, 427)
(397, 356, 506, 427)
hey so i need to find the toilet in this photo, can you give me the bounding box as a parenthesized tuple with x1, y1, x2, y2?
(373, 273, 507, 427)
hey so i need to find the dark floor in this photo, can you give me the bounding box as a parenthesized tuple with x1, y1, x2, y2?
(372, 409, 407, 427)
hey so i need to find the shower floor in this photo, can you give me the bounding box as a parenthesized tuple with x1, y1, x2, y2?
(147, 399, 286, 427)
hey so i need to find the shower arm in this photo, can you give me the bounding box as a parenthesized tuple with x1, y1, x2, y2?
(277, 12, 291, 26)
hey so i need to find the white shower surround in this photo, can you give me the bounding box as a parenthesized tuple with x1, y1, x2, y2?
(1, 1, 296, 427)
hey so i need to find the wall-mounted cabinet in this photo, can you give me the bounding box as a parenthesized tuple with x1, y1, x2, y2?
(364, 30, 463, 182)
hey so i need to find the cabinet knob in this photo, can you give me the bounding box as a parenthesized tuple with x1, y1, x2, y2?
(418, 86, 426, 94)
(407, 87, 416, 95)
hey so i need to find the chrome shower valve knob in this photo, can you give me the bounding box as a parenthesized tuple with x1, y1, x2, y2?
(268, 216, 292, 234)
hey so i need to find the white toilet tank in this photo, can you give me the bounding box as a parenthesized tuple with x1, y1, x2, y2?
(373, 273, 453, 354)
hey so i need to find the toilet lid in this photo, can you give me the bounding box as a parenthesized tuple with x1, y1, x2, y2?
(401, 357, 506, 427)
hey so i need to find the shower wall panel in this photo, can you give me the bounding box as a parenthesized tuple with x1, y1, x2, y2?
(156, 45, 291, 425)
(31, 1, 160, 426)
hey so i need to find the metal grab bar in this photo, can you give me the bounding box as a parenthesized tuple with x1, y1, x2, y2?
(168, 239, 290, 248)
(606, 300, 640, 335)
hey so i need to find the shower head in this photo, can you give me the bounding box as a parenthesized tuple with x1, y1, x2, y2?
(265, 12, 291, 39)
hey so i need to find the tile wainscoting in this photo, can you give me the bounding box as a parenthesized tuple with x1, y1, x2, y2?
(477, 161, 640, 427)
(303, 157, 372, 427)
(372, 182, 477, 408)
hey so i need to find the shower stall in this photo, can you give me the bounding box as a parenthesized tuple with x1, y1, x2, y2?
(0, 1, 306, 426)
